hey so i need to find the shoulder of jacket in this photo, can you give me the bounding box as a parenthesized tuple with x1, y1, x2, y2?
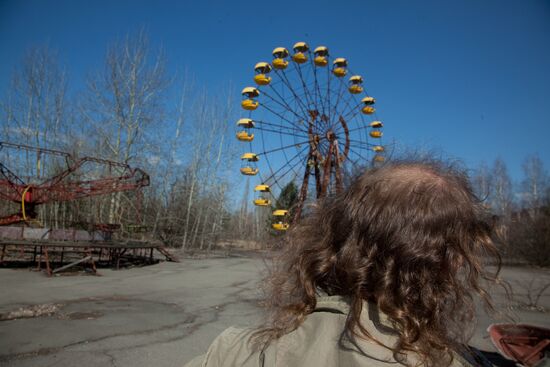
(209, 327, 252, 352)
(201, 327, 259, 367)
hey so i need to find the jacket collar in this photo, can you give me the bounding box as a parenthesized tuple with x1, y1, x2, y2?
(315, 295, 394, 331)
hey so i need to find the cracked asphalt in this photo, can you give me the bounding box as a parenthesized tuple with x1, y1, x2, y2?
(0, 256, 265, 367)
(0, 255, 548, 367)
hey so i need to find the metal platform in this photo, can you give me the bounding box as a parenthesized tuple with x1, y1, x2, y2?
(0, 227, 178, 276)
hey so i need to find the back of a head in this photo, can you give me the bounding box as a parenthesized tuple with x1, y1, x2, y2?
(258, 159, 501, 367)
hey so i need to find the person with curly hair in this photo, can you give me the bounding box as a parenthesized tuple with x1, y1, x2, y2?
(185, 160, 501, 367)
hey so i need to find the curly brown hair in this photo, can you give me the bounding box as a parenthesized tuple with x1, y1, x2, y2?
(254, 160, 503, 366)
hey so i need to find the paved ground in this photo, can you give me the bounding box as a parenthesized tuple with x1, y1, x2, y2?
(0, 255, 548, 367)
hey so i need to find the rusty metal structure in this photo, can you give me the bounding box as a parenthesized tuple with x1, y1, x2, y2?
(0, 141, 177, 275)
(0, 141, 150, 225)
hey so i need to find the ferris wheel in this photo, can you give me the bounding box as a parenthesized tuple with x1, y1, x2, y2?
(237, 42, 386, 230)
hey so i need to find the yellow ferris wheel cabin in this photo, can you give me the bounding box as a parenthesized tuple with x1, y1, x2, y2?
(369, 121, 383, 128)
(254, 62, 272, 86)
(236, 118, 255, 128)
(273, 209, 288, 216)
(241, 87, 260, 111)
(362, 106, 376, 114)
(240, 152, 259, 176)
(361, 96, 376, 114)
(236, 131, 254, 142)
(272, 47, 289, 70)
(253, 184, 271, 206)
(333, 58, 348, 77)
(313, 46, 329, 67)
(272, 209, 290, 231)
(362, 96, 376, 105)
(292, 42, 309, 64)
(236, 118, 255, 141)
(348, 75, 364, 94)
(240, 167, 258, 176)
(254, 198, 271, 206)
(272, 222, 290, 231)
(370, 130, 383, 138)
(241, 152, 259, 162)
(255, 184, 270, 192)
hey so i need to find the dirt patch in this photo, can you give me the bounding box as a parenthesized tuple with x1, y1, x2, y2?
(0, 303, 63, 321)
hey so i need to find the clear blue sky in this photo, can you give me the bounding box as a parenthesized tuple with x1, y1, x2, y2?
(1, 0, 549, 183)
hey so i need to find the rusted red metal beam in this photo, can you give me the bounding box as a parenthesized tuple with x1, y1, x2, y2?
(0, 141, 150, 226)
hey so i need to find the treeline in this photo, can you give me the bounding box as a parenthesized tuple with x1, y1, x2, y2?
(1, 32, 548, 260)
(0, 31, 247, 250)
(471, 157, 550, 266)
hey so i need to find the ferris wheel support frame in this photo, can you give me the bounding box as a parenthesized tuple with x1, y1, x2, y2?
(292, 111, 351, 223)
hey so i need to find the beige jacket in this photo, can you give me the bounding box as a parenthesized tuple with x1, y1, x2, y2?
(184, 296, 479, 367)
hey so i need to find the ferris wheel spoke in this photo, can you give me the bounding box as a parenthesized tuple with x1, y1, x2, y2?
(337, 81, 362, 115)
(345, 152, 364, 168)
(274, 162, 302, 185)
(333, 109, 369, 135)
(332, 72, 361, 120)
(253, 125, 309, 139)
(325, 65, 332, 129)
(328, 86, 358, 129)
(308, 53, 328, 121)
(261, 90, 307, 114)
(329, 82, 346, 125)
(257, 139, 311, 157)
(254, 120, 309, 135)
(321, 88, 337, 129)
(259, 102, 306, 129)
(262, 145, 309, 186)
(295, 63, 320, 113)
(334, 126, 367, 138)
(347, 145, 370, 163)
(272, 79, 308, 120)
(329, 106, 355, 134)
(346, 155, 365, 169)
(340, 124, 372, 135)
(341, 101, 364, 121)
(328, 70, 349, 118)
(278, 124, 302, 188)
(348, 144, 373, 155)
(256, 115, 301, 190)
(347, 138, 377, 147)
(262, 88, 309, 123)
(276, 69, 312, 115)
(269, 150, 310, 188)
(341, 100, 368, 121)
(337, 94, 360, 125)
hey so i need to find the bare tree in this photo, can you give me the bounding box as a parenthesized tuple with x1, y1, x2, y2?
(82, 30, 168, 224)
(184, 90, 234, 250)
(471, 161, 492, 205)
(491, 158, 513, 217)
(149, 75, 190, 238)
(521, 154, 548, 215)
(1, 45, 69, 171)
